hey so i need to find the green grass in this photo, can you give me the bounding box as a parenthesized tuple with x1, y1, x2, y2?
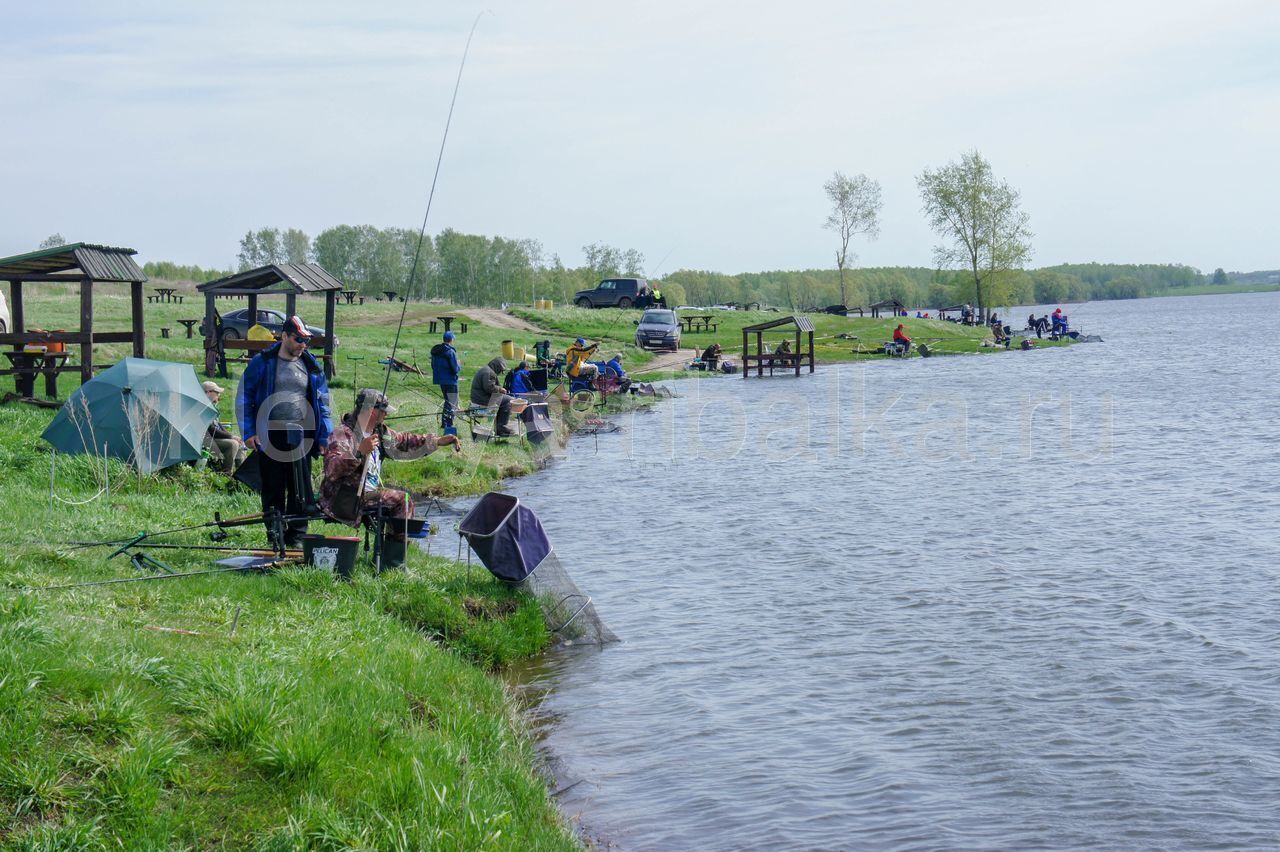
(0, 403, 578, 846)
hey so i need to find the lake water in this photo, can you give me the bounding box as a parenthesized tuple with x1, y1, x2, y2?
(499, 292, 1280, 849)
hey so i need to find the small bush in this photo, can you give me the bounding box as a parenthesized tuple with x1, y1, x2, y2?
(253, 727, 329, 782)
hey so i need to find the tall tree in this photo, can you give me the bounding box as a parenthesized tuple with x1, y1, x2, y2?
(1212, 267, 1229, 286)
(39, 233, 67, 249)
(283, 228, 311, 265)
(823, 172, 882, 307)
(917, 150, 1032, 321)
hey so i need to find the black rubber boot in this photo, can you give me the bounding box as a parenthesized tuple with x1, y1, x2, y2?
(380, 536, 407, 570)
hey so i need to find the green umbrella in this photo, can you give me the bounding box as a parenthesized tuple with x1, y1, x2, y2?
(42, 357, 217, 474)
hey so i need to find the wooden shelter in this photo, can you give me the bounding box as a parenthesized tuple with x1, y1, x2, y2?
(869, 299, 906, 318)
(198, 263, 341, 379)
(0, 243, 147, 392)
(741, 315, 815, 379)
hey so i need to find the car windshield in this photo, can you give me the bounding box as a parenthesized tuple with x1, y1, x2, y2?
(642, 310, 675, 324)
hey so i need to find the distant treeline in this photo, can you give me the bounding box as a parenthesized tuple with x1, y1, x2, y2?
(142, 224, 1230, 309)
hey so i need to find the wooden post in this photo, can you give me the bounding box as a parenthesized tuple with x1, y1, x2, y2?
(741, 328, 748, 380)
(10, 281, 23, 333)
(247, 293, 258, 327)
(285, 292, 297, 319)
(794, 329, 800, 377)
(808, 330, 814, 373)
(79, 278, 93, 384)
(130, 280, 145, 357)
(757, 332, 764, 377)
(323, 290, 336, 378)
(204, 293, 218, 377)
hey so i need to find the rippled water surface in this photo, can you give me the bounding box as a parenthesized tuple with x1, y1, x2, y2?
(501, 293, 1280, 849)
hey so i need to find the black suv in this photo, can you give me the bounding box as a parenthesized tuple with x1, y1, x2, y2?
(574, 277, 648, 309)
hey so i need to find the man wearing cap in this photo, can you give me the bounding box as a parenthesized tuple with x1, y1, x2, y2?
(237, 315, 333, 546)
(566, 338, 600, 381)
(430, 330, 462, 433)
(201, 380, 246, 473)
(604, 352, 632, 393)
(321, 388, 460, 567)
(470, 356, 517, 437)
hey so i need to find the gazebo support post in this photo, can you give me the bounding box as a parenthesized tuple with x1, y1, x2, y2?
(285, 292, 297, 319)
(323, 290, 336, 378)
(247, 294, 258, 327)
(130, 280, 145, 357)
(10, 281, 23, 334)
(79, 278, 94, 384)
(204, 293, 218, 377)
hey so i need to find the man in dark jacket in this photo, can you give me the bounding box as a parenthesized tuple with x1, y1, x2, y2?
(470, 356, 516, 436)
(430, 330, 462, 433)
(237, 316, 333, 546)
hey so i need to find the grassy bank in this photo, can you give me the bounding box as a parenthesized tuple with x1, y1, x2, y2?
(0, 401, 582, 848)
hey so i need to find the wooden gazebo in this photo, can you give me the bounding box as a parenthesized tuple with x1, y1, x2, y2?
(198, 263, 341, 379)
(0, 243, 147, 395)
(869, 299, 906, 318)
(741, 315, 815, 379)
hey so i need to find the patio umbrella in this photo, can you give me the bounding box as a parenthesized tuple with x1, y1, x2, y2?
(42, 357, 217, 474)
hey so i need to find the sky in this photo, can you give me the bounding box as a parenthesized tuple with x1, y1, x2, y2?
(2, 0, 1278, 276)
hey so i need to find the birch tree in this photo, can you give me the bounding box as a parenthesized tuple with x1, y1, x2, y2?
(917, 150, 1032, 321)
(823, 172, 882, 307)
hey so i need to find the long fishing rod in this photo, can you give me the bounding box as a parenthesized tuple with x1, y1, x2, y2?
(7, 562, 294, 595)
(381, 11, 488, 399)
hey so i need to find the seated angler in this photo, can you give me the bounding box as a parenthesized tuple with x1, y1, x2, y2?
(892, 323, 912, 354)
(566, 338, 601, 381)
(471, 357, 518, 436)
(604, 352, 632, 393)
(509, 359, 535, 395)
(320, 388, 461, 566)
(701, 342, 723, 371)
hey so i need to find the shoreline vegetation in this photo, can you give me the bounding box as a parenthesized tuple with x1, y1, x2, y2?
(0, 283, 1083, 846)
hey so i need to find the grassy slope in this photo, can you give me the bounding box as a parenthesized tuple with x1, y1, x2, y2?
(0, 401, 576, 849)
(0, 288, 605, 847)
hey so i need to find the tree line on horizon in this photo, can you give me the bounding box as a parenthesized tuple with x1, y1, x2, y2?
(133, 217, 1223, 311)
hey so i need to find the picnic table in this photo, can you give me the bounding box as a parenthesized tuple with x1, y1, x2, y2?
(383, 290, 400, 303)
(428, 315, 465, 334)
(680, 314, 718, 333)
(4, 350, 70, 397)
(177, 319, 200, 338)
(150, 287, 183, 304)
(339, 289, 362, 305)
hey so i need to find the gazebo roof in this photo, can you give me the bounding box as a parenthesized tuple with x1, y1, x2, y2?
(0, 243, 146, 282)
(198, 263, 343, 294)
(868, 299, 906, 310)
(937, 304, 968, 312)
(742, 315, 814, 333)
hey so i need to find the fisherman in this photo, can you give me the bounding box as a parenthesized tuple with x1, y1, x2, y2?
(508, 359, 534, 395)
(470, 356, 517, 437)
(701, 342, 723, 371)
(652, 286, 665, 308)
(892, 323, 912, 355)
(201, 380, 247, 473)
(566, 338, 600, 381)
(1051, 308, 1067, 335)
(773, 338, 794, 364)
(604, 352, 632, 393)
(238, 315, 333, 547)
(320, 388, 460, 567)
(430, 330, 462, 434)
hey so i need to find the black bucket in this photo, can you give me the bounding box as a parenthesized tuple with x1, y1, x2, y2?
(303, 535, 360, 578)
(383, 517, 427, 539)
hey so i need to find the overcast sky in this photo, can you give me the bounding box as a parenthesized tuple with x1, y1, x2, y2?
(3, 1, 1277, 275)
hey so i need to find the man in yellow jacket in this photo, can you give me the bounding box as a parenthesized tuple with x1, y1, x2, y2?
(566, 338, 600, 380)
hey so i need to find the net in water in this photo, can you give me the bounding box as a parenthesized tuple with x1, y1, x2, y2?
(459, 492, 618, 645)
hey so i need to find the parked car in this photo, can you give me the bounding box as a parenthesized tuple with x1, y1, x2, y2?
(200, 308, 328, 342)
(634, 308, 681, 351)
(0, 289, 9, 334)
(574, 277, 648, 309)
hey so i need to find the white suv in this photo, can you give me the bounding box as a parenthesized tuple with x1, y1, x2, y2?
(0, 288, 9, 334)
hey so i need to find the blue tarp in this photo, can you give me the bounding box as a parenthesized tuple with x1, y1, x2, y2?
(458, 492, 552, 582)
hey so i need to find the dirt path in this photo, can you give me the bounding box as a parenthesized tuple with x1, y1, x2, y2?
(460, 307, 546, 333)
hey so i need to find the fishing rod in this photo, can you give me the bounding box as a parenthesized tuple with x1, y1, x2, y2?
(381, 11, 488, 399)
(7, 562, 298, 595)
(68, 511, 320, 550)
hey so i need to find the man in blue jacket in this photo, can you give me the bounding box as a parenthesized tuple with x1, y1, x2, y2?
(237, 316, 333, 546)
(431, 330, 462, 434)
